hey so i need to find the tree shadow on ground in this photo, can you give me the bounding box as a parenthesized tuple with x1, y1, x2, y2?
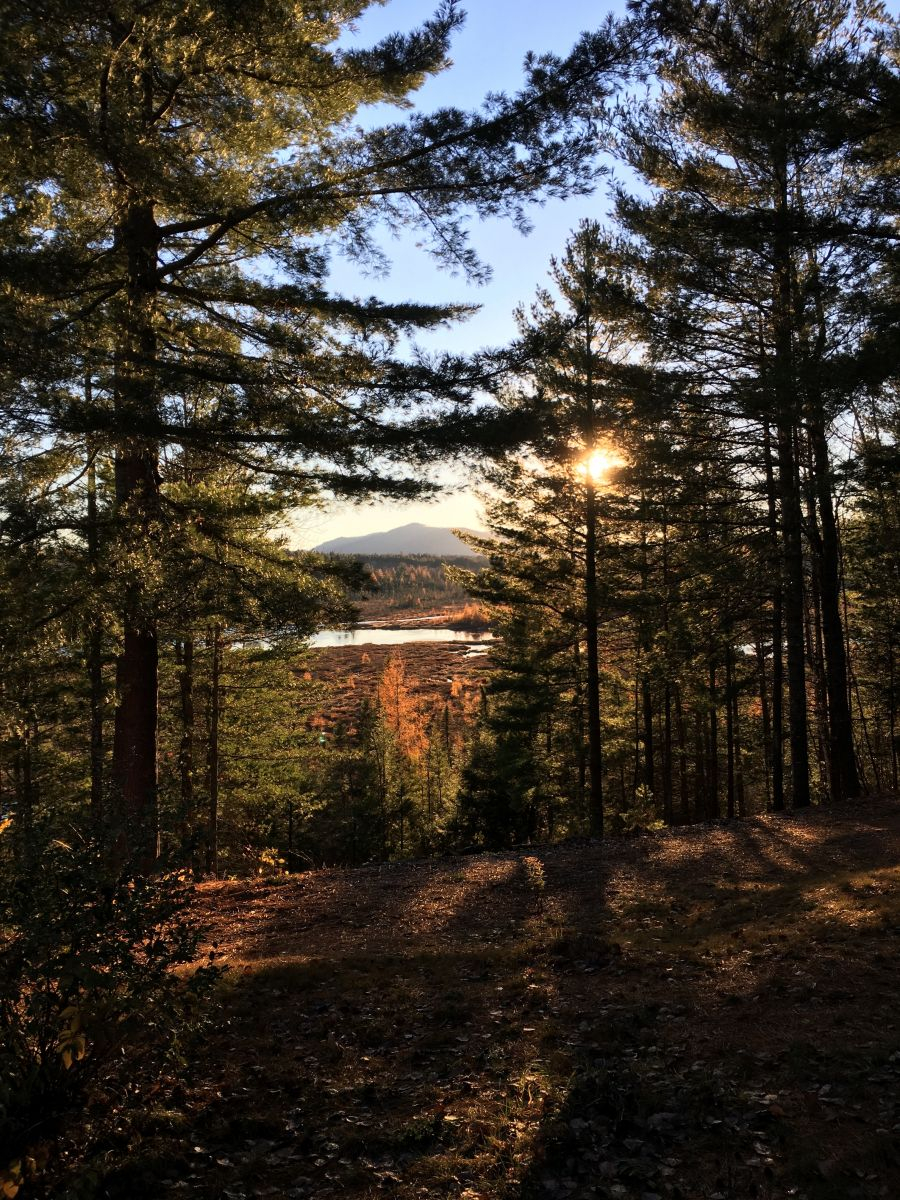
(93, 801, 900, 1200)
(515, 807, 900, 1200)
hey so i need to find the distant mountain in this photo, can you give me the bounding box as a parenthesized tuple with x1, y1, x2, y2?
(313, 522, 484, 557)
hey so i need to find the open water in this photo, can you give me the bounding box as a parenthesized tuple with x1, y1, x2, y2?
(308, 627, 493, 648)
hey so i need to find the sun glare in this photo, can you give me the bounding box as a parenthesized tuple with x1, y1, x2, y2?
(576, 447, 624, 484)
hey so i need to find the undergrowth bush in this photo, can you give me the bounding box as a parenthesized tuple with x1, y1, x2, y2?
(0, 831, 219, 1196)
(619, 785, 665, 835)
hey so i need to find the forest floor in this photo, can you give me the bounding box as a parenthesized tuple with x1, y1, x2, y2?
(86, 799, 899, 1200)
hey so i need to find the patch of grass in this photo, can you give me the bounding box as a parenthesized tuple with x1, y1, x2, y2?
(386, 1114, 447, 1153)
(140, 1107, 193, 1135)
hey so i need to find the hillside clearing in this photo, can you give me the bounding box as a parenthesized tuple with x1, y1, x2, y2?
(81, 800, 899, 1199)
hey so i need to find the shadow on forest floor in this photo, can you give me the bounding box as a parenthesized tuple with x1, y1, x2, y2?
(46, 798, 900, 1200)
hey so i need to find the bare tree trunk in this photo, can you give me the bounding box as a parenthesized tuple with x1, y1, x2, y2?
(660, 510, 674, 824)
(798, 224, 863, 801)
(694, 708, 706, 823)
(776, 422, 810, 807)
(204, 625, 222, 877)
(762, 424, 785, 811)
(177, 637, 198, 877)
(755, 636, 773, 810)
(807, 416, 862, 799)
(111, 191, 161, 870)
(674, 684, 690, 823)
(86, 436, 104, 819)
(804, 526, 831, 799)
(707, 659, 720, 819)
(725, 647, 735, 820)
(733, 675, 746, 817)
(663, 683, 674, 826)
(572, 638, 587, 823)
(642, 676, 655, 797)
(889, 644, 899, 793)
(639, 520, 655, 797)
(112, 591, 159, 864)
(584, 476, 604, 837)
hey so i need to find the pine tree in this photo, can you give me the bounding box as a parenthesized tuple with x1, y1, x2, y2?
(616, 0, 896, 805)
(1, 2, 635, 863)
(485, 220, 648, 835)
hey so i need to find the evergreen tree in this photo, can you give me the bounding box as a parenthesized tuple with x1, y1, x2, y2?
(0, 1, 635, 863)
(616, 0, 897, 805)
(483, 220, 648, 835)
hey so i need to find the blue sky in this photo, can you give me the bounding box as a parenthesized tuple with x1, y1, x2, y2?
(293, 0, 629, 548)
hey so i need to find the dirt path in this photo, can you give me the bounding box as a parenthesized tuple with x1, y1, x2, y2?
(93, 800, 900, 1200)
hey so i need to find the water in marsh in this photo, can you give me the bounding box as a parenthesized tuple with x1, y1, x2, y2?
(308, 627, 493, 648)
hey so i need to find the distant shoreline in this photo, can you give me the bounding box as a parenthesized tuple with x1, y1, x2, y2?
(356, 604, 491, 633)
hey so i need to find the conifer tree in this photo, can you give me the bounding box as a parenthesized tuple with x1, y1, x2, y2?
(509, 222, 648, 834)
(616, 0, 896, 805)
(1, 2, 634, 863)
(458, 221, 651, 836)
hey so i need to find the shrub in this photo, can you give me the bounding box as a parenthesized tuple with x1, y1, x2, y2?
(0, 833, 219, 1195)
(619, 784, 664, 835)
(445, 602, 491, 632)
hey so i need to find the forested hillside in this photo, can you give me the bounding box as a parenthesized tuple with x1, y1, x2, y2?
(314, 523, 484, 557)
(353, 555, 486, 620)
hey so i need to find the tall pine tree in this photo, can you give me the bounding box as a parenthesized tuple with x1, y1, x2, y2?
(1, 1, 635, 863)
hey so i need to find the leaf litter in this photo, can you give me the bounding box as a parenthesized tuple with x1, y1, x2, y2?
(49, 799, 900, 1199)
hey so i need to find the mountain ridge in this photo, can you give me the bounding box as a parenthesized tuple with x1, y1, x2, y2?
(313, 521, 484, 557)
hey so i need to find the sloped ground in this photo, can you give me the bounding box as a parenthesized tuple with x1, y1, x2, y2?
(89, 800, 899, 1199)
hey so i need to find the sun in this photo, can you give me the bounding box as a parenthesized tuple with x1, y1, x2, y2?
(576, 446, 624, 484)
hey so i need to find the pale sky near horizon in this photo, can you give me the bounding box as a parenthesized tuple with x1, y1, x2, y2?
(292, 0, 629, 549)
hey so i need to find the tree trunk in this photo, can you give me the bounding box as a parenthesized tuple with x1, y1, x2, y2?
(694, 707, 706, 821)
(204, 625, 222, 877)
(755, 635, 773, 810)
(762, 424, 785, 811)
(663, 682, 674, 826)
(660, 512, 673, 824)
(572, 638, 587, 823)
(709, 663, 720, 820)
(639, 520, 655, 796)
(725, 647, 735, 820)
(803, 508, 831, 799)
(807, 415, 862, 799)
(15, 710, 36, 864)
(584, 476, 604, 837)
(797, 222, 862, 802)
(111, 192, 162, 869)
(86, 439, 104, 819)
(112, 600, 159, 865)
(674, 684, 690, 823)
(772, 122, 810, 809)
(889, 643, 899, 793)
(733, 673, 746, 817)
(642, 676, 655, 797)
(177, 637, 198, 877)
(776, 421, 810, 807)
